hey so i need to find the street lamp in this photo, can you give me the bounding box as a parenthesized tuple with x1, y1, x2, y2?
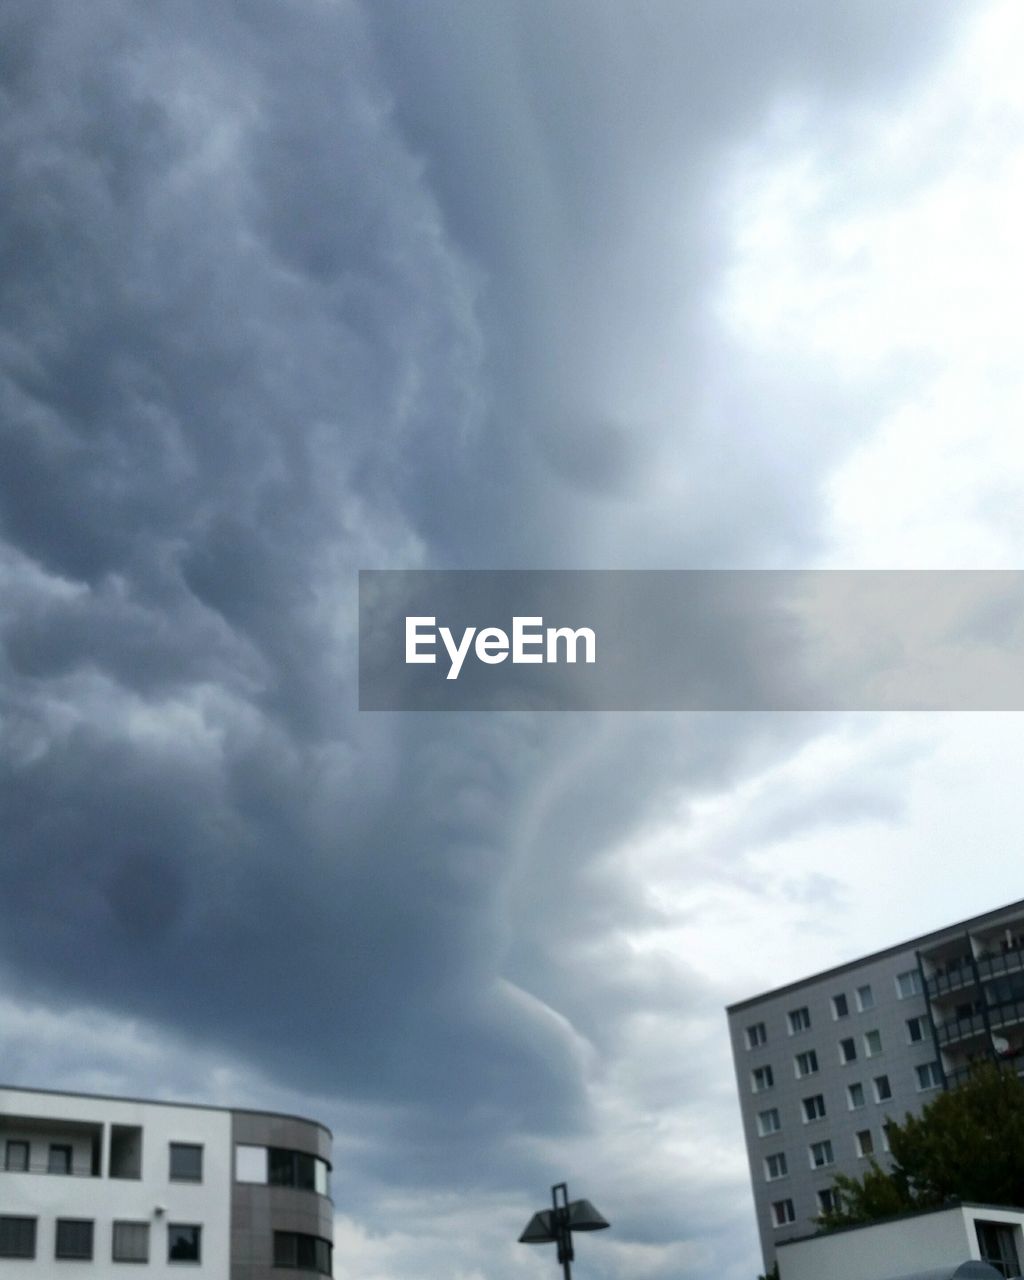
(519, 1182, 610, 1280)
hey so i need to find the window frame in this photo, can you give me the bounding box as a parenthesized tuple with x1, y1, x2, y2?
(788, 1007, 811, 1035)
(795, 1049, 819, 1078)
(801, 1094, 826, 1123)
(112, 1220, 150, 1264)
(3, 1140, 29, 1172)
(56, 1219, 95, 1261)
(746, 1022, 768, 1050)
(168, 1222, 202, 1264)
(0, 1216, 37, 1260)
(169, 1143, 204, 1184)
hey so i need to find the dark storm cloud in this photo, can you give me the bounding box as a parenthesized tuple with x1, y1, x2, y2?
(0, 1, 985, 1275)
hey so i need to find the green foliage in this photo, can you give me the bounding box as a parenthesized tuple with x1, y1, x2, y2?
(818, 1061, 1024, 1230)
(756, 1262, 779, 1280)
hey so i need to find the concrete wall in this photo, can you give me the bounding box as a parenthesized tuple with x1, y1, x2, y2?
(777, 1206, 1024, 1280)
(0, 1087, 232, 1277)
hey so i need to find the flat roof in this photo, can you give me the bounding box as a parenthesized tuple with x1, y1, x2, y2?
(775, 1201, 1024, 1249)
(726, 896, 1024, 1014)
(0, 1082, 332, 1141)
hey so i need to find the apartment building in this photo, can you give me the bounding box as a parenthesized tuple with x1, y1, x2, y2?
(727, 897, 1024, 1271)
(0, 1085, 333, 1277)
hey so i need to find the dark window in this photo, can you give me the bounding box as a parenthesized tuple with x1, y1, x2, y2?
(48, 1143, 72, 1175)
(168, 1224, 201, 1262)
(4, 1140, 29, 1172)
(169, 1143, 203, 1182)
(56, 1219, 94, 1260)
(977, 1220, 1022, 1278)
(273, 1230, 332, 1274)
(840, 1037, 857, 1063)
(268, 1147, 320, 1191)
(832, 993, 849, 1019)
(112, 1221, 149, 1263)
(0, 1216, 37, 1259)
(746, 1022, 767, 1048)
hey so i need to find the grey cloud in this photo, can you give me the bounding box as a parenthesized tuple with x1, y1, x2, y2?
(0, 1, 984, 1276)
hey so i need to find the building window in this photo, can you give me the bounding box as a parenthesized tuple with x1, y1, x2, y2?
(746, 1023, 767, 1049)
(916, 1061, 943, 1091)
(169, 1143, 203, 1183)
(839, 1037, 857, 1063)
(112, 1221, 150, 1263)
(764, 1152, 788, 1181)
(831, 993, 849, 1019)
(273, 1231, 332, 1275)
(976, 1219, 1022, 1278)
(864, 1030, 883, 1058)
(896, 969, 923, 999)
(847, 1082, 866, 1109)
(906, 1015, 927, 1043)
(817, 1188, 840, 1215)
(48, 1143, 72, 1175)
(3, 1140, 29, 1172)
(109, 1126, 143, 1180)
(752, 1066, 774, 1093)
(874, 1074, 893, 1102)
(168, 1224, 201, 1263)
(810, 1140, 835, 1168)
(772, 1199, 795, 1228)
(856, 1130, 875, 1157)
(0, 1217, 37, 1259)
(757, 1108, 781, 1137)
(795, 1050, 819, 1078)
(788, 1007, 811, 1035)
(856, 984, 875, 1011)
(236, 1144, 268, 1183)
(56, 1220, 94, 1261)
(802, 1095, 826, 1123)
(269, 1147, 318, 1191)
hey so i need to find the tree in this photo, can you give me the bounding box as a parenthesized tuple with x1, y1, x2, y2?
(819, 1062, 1024, 1230)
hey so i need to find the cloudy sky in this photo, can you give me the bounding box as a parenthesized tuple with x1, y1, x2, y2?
(3, 1, 1024, 1276)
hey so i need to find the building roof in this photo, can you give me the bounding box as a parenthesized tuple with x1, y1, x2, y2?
(0, 1082, 333, 1140)
(726, 896, 1024, 1013)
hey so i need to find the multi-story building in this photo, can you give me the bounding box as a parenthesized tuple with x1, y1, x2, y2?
(0, 1085, 333, 1277)
(727, 897, 1024, 1271)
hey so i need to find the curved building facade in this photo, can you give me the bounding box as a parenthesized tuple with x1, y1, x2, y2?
(0, 1085, 333, 1278)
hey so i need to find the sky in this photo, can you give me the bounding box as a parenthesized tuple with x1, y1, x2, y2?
(3, 2, 1024, 1277)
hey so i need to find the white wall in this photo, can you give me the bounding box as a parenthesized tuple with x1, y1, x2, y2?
(778, 1207, 971, 1280)
(0, 1088, 232, 1277)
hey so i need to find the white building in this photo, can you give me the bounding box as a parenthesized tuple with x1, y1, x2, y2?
(0, 1085, 333, 1277)
(727, 898, 1024, 1270)
(776, 1203, 1024, 1280)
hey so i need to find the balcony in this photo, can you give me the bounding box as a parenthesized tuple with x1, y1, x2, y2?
(989, 998, 1024, 1033)
(1, 1117, 103, 1179)
(935, 1011, 989, 1046)
(977, 949, 1024, 982)
(926, 966, 978, 998)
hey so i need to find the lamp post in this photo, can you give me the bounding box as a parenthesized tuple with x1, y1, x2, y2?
(519, 1182, 610, 1280)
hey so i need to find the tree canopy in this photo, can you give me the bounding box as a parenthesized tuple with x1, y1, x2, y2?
(819, 1061, 1024, 1230)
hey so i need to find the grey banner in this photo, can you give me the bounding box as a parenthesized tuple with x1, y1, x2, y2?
(358, 570, 1024, 711)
